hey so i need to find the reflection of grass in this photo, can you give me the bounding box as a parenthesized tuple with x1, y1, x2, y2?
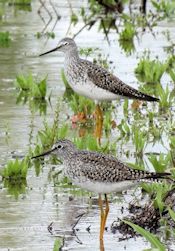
(3, 179, 27, 199)
(69, 94, 95, 117)
(8, 0, 31, 5)
(0, 158, 29, 199)
(0, 32, 11, 47)
(35, 32, 55, 39)
(8, 0, 32, 11)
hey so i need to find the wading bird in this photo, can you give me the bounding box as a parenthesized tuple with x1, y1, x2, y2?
(32, 139, 170, 242)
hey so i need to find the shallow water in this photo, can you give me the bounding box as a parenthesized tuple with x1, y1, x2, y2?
(0, 0, 175, 250)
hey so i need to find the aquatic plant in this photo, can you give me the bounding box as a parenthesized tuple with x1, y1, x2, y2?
(166, 56, 175, 82)
(35, 32, 55, 39)
(29, 98, 48, 115)
(119, 22, 136, 55)
(71, 12, 78, 26)
(0, 158, 29, 181)
(7, 0, 32, 11)
(74, 134, 100, 151)
(79, 47, 99, 58)
(69, 94, 95, 120)
(168, 207, 175, 222)
(132, 126, 147, 156)
(53, 238, 63, 251)
(117, 119, 131, 141)
(0, 31, 11, 47)
(3, 179, 27, 199)
(157, 85, 173, 111)
(135, 56, 166, 84)
(15, 74, 47, 99)
(8, 0, 31, 5)
(123, 220, 166, 251)
(61, 70, 95, 121)
(148, 153, 171, 173)
(36, 122, 68, 151)
(152, 0, 175, 19)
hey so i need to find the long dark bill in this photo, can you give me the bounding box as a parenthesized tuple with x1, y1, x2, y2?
(32, 148, 55, 159)
(39, 47, 59, 57)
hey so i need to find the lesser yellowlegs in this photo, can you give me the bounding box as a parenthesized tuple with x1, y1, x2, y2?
(39, 37, 159, 102)
(32, 139, 170, 240)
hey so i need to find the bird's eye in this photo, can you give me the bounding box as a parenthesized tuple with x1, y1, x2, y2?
(57, 145, 62, 149)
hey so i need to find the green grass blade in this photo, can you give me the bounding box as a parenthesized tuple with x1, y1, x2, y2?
(168, 207, 175, 222)
(123, 220, 166, 251)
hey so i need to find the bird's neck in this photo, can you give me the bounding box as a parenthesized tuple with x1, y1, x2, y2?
(64, 48, 80, 65)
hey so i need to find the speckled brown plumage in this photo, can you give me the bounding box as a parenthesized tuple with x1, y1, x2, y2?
(32, 139, 170, 194)
(64, 145, 169, 183)
(40, 37, 159, 102)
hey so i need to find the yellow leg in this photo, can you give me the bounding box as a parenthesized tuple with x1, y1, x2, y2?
(100, 239, 105, 251)
(94, 104, 103, 144)
(98, 194, 109, 241)
(98, 194, 104, 240)
(101, 194, 109, 234)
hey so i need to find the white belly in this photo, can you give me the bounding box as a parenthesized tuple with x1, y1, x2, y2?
(73, 179, 140, 194)
(68, 79, 118, 101)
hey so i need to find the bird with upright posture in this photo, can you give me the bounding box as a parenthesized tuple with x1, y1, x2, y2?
(39, 37, 159, 103)
(32, 139, 170, 241)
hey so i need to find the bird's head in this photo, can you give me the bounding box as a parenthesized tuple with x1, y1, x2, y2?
(32, 139, 77, 160)
(39, 37, 77, 56)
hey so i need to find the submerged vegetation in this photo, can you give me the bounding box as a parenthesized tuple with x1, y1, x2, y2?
(15, 74, 47, 99)
(0, 158, 29, 198)
(14, 74, 49, 114)
(0, 31, 11, 47)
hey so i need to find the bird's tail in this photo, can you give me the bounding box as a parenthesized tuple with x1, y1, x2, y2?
(136, 91, 159, 102)
(143, 172, 172, 182)
(126, 89, 159, 102)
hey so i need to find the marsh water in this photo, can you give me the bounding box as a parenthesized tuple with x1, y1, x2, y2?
(0, 0, 175, 250)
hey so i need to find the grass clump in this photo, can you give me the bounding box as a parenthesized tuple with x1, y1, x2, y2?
(0, 158, 29, 198)
(152, 0, 175, 19)
(148, 153, 171, 173)
(0, 32, 11, 47)
(119, 22, 136, 55)
(15, 74, 47, 99)
(0, 158, 28, 181)
(157, 84, 174, 111)
(166, 56, 175, 82)
(132, 126, 147, 156)
(135, 56, 166, 84)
